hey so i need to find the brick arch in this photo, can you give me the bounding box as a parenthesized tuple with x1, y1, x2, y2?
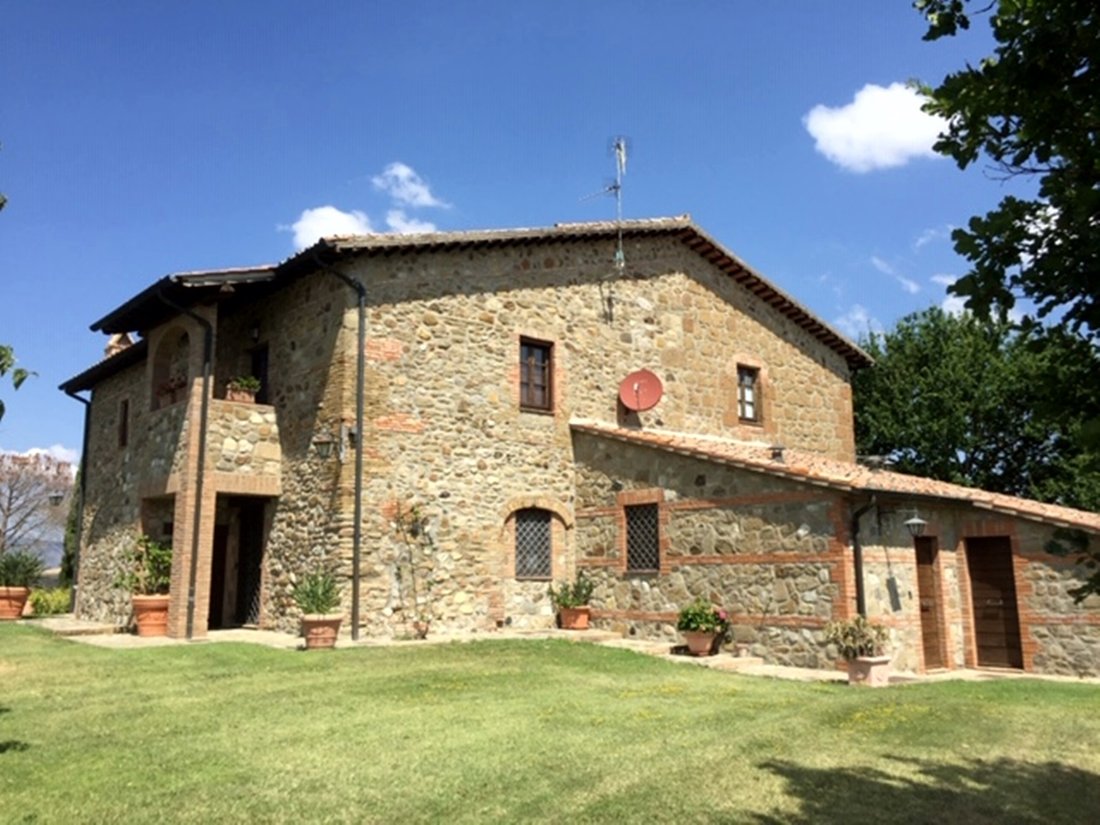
(151, 325, 191, 410)
(500, 495, 574, 529)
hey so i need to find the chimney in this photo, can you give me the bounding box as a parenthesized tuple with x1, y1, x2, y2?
(105, 332, 134, 358)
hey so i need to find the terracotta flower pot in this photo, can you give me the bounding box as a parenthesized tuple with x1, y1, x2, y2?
(847, 655, 891, 687)
(559, 606, 591, 630)
(0, 586, 31, 620)
(132, 594, 170, 637)
(226, 388, 256, 403)
(301, 614, 342, 649)
(683, 630, 717, 657)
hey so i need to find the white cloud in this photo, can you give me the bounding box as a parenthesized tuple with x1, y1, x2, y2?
(914, 225, 951, 250)
(834, 304, 883, 339)
(385, 209, 437, 234)
(287, 206, 373, 250)
(941, 294, 969, 316)
(804, 82, 945, 173)
(897, 276, 920, 295)
(870, 256, 895, 276)
(870, 256, 920, 294)
(371, 162, 448, 208)
(931, 273, 966, 314)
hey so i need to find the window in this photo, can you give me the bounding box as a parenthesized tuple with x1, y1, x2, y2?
(737, 366, 760, 422)
(625, 503, 659, 572)
(519, 338, 553, 411)
(118, 398, 129, 448)
(515, 508, 552, 579)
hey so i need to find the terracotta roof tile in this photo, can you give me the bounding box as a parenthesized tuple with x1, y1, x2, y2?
(570, 420, 1100, 534)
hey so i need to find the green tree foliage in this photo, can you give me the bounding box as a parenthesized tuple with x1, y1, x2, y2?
(854, 308, 1100, 513)
(0, 344, 32, 423)
(915, 0, 1100, 339)
(60, 469, 81, 587)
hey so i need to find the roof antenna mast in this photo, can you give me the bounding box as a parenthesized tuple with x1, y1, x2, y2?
(611, 136, 628, 271)
(580, 135, 630, 271)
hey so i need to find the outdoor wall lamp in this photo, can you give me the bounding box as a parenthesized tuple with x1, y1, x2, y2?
(47, 490, 65, 507)
(904, 513, 928, 538)
(312, 432, 335, 460)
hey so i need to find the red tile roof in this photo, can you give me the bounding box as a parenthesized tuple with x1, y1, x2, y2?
(570, 420, 1100, 534)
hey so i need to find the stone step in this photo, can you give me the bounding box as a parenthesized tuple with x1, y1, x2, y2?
(24, 616, 121, 636)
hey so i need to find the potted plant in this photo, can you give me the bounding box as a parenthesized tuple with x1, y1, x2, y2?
(677, 597, 729, 656)
(548, 571, 594, 630)
(117, 534, 173, 636)
(294, 571, 342, 650)
(157, 374, 187, 407)
(226, 375, 261, 403)
(0, 550, 45, 619)
(824, 615, 891, 687)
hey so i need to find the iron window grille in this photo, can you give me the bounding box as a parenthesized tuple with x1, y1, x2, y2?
(520, 338, 553, 411)
(515, 508, 552, 579)
(737, 366, 759, 422)
(626, 503, 659, 572)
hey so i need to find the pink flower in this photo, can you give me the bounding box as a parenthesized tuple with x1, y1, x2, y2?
(717, 610, 728, 620)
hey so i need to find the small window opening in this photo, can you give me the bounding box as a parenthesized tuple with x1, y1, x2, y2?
(520, 338, 553, 411)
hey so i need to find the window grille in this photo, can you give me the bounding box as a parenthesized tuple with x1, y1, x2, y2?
(520, 338, 553, 410)
(626, 503, 659, 572)
(515, 508, 552, 578)
(738, 366, 759, 422)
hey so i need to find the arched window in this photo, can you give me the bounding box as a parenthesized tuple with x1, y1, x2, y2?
(151, 329, 190, 410)
(514, 507, 552, 579)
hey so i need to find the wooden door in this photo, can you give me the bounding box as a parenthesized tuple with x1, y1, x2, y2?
(208, 525, 230, 629)
(966, 536, 1023, 668)
(915, 537, 944, 669)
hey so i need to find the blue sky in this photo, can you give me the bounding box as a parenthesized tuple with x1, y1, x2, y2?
(0, 1, 1012, 462)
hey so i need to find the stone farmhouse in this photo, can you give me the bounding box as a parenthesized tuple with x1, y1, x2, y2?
(61, 216, 1100, 676)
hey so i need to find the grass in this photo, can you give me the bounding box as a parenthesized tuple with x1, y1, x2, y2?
(2, 625, 1099, 824)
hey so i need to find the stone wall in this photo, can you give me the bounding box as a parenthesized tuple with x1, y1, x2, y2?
(77, 343, 187, 624)
(74, 229, 1098, 674)
(572, 431, 850, 668)
(208, 400, 281, 475)
(298, 234, 859, 638)
(72, 231, 875, 639)
(858, 507, 1100, 677)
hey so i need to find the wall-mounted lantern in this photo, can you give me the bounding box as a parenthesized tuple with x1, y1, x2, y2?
(904, 514, 928, 538)
(312, 432, 335, 460)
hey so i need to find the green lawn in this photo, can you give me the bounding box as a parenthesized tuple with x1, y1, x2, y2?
(2, 625, 1099, 824)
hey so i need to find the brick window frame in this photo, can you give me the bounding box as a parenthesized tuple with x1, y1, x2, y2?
(501, 496, 573, 585)
(519, 336, 554, 412)
(616, 489, 668, 576)
(724, 354, 775, 439)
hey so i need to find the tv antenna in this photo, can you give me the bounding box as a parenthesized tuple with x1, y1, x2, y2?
(580, 136, 630, 271)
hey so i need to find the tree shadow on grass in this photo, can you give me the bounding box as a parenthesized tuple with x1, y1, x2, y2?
(755, 756, 1100, 824)
(0, 706, 30, 754)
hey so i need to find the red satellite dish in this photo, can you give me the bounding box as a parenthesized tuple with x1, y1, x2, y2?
(619, 369, 663, 412)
